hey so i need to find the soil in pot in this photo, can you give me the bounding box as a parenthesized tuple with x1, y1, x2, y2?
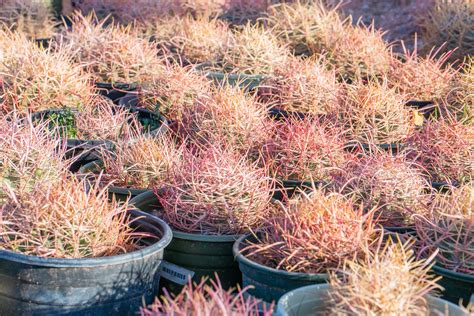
(233, 234, 328, 303)
(130, 191, 242, 295)
(276, 284, 469, 316)
(0, 209, 172, 316)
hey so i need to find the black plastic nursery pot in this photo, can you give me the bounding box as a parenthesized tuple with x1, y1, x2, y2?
(430, 181, 462, 193)
(204, 71, 264, 92)
(405, 100, 434, 109)
(384, 226, 416, 235)
(233, 234, 328, 304)
(95, 82, 138, 104)
(118, 93, 164, 116)
(31, 108, 166, 172)
(267, 108, 310, 121)
(275, 284, 469, 316)
(66, 139, 113, 173)
(433, 265, 474, 306)
(273, 179, 323, 201)
(118, 93, 140, 109)
(130, 191, 242, 294)
(34, 38, 52, 49)
(0, 209, 172, 316)
(79, 161, 151, 202)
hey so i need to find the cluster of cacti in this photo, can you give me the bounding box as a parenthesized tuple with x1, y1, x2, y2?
(0, 29, 93, 114)
(59, 12, 163, 84)
(0, 1, 473, 314)
(148, 15, 290, 74)
(266, 2, 392, 81)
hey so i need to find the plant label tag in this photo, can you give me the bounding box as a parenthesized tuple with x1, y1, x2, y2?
(413, 110, 425, 126)
(159, 261, 195, 285)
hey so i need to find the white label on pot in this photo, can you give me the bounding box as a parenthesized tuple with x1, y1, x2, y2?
(159, 261, 195, 285)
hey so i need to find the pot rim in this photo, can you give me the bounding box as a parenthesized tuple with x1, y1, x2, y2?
(276, 284, 466, 315)
(233, 233, 329, 279)
(0, 209, 173, 268)
(432, 264, 474, 282)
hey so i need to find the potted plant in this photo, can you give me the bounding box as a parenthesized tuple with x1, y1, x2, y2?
(141, 276, 273, 315)
(257, 57, 341, 117)
(202, 23, 290, 91)
(415, 184, 474, 305)
(336, 151, 431, 231)
(0, 28, 93, 115)
(60, 13, 163, 102)
(0, 0, 58, 41)
(407, 118, 473, 188)
(264, 1, 344, 58)
(276, 238, 468, 315)
(388, 45, 459, 116)
(0, 175, 173, 315)
(420, 0, 473, 64)
(0, 118, 71, 198)
(233, 189, 378, 303)
(178, 85, 274, 160)
(147, 16, 280, 90)
(121, 63, 212, 121)
(80, 133, 182, 201)
(265, 117, 349, 200)
(337, 79, 414, 151)
(452, 57, 473, 124)
(265, 2, 393, 82)
(219, 0, 272, 26)
(219, 23, 289, 77)
(146, 14, 232, 68)
(70, 0, 183, 24)
(130, 145, 273, 294)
